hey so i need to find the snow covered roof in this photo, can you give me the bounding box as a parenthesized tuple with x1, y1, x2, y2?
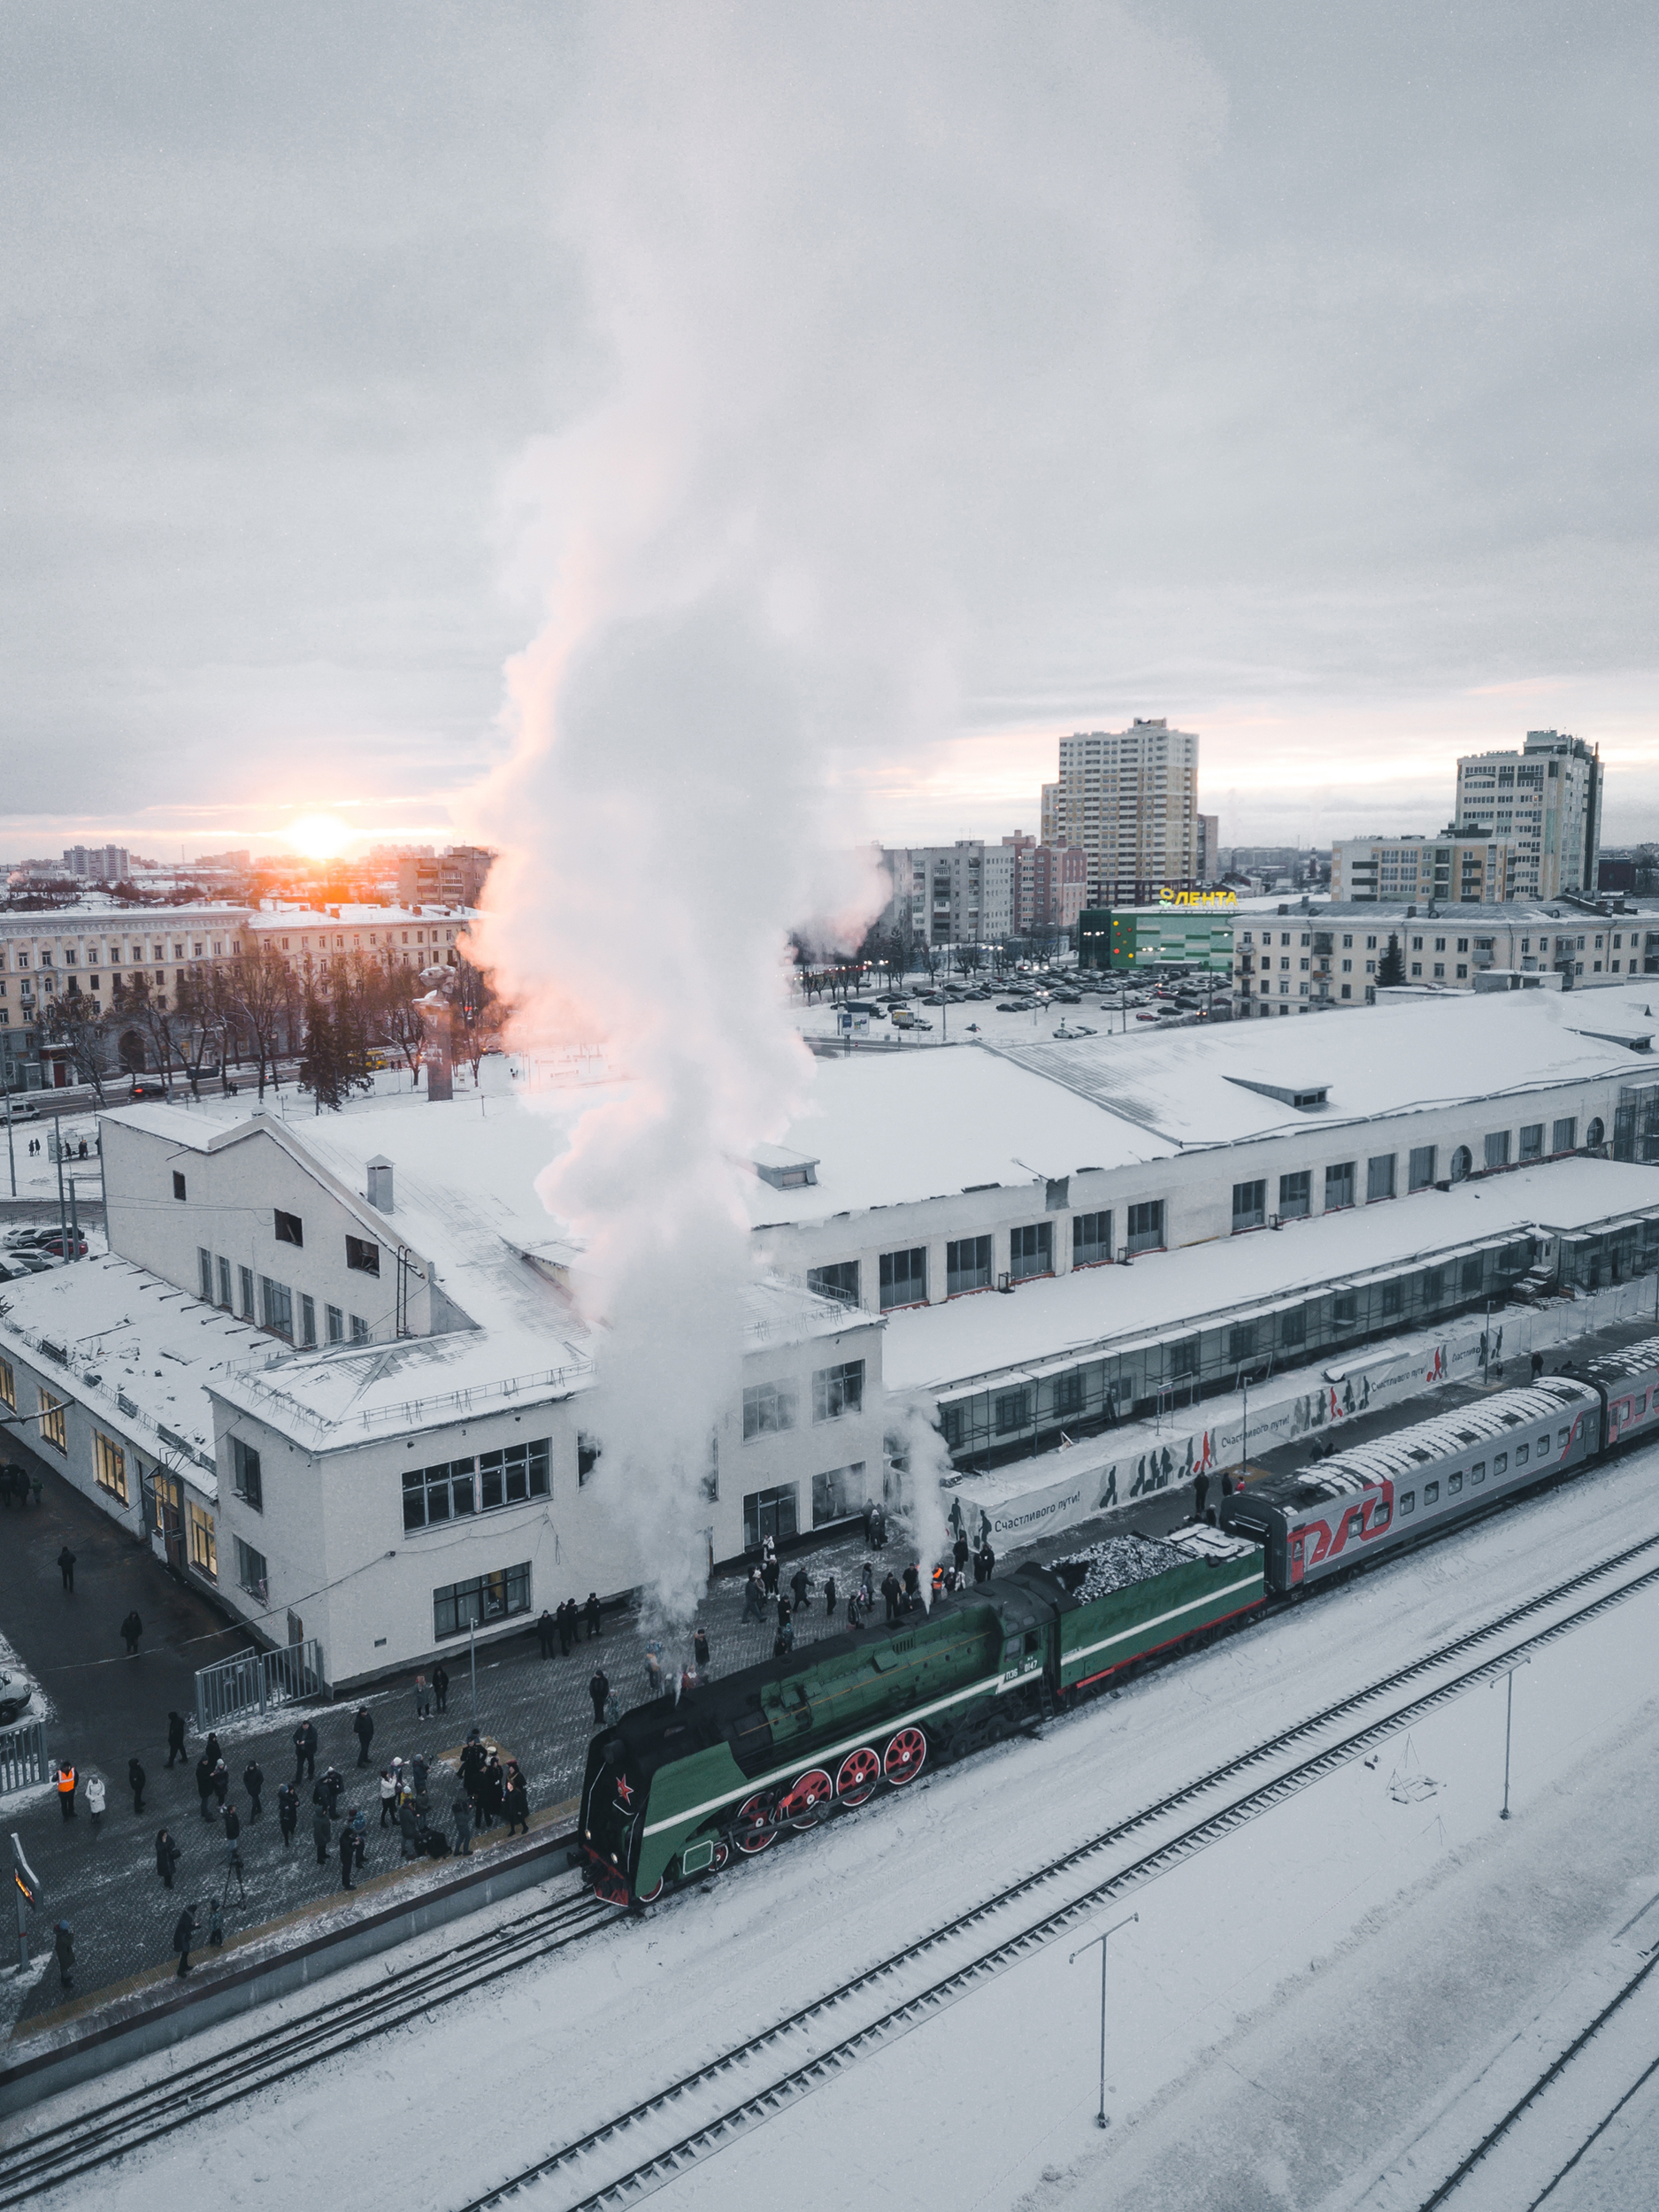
(1250, 1376, 1595, 1506)
(0, 1254, 259, 1488)
(883, 1157, 1659, 1399)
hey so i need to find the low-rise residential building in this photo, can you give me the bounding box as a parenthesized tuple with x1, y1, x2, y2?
(881, 842, 1015, 947)
(395, 846, 494, 909)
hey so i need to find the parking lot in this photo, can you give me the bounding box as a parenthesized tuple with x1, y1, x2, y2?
(792, 964, 1229, 1048)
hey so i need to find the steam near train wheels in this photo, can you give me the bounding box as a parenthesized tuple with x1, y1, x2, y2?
(735, 1792, 777, 1853)
(883, 1726, 927, 1785)
(780, 1768, 834, 1828)
(835, 1747, 881, 1806)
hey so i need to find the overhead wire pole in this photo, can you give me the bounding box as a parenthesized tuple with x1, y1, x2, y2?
(1499, 1658, 1530, 1820)
(1069, 1911, 1138, 2128)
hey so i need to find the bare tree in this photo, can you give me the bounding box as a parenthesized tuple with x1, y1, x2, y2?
(110, 973, 183, 1092)
(373, 963, 428, 1086)
(43, 992, 111, 1102)
(224, 948, 293, 1099)
(451, 956, 503, 1081)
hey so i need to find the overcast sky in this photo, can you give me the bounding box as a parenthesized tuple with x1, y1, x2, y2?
(2, 3, 1655, 862)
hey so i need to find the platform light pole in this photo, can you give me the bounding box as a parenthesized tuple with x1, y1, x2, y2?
(1498, 1658, 1530, 1819)
(1069, 1910, 1137, 2129)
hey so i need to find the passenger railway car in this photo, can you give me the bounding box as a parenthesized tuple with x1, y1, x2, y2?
(580, 1527, 1263, 1907)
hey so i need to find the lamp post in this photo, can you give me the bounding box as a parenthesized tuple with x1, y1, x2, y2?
(1499, 1659, 1530, 1820)
(1069, 1911, 1138, 2128)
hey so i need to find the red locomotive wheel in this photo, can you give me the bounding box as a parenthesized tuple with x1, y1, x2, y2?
(780, 1769, 834, 1828)
(883, 1726, 927, 1785)
(637, 1874, 664, 1904)
(835, 1747, 881, 1806)
(735, 1792, 777, 1854)
(710, 1840, 731, 1872)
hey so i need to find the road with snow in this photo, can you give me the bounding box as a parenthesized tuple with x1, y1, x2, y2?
(18, 1437, 1659, 2212)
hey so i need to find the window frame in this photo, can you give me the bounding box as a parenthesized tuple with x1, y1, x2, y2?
(38, 1389, 66, 1455)
(812, 1360, 865, 1424)
(946, 1234, 994, 1294)
(878, 1247, 927, 1310)
(93, 1429, 127, 1502)
(742, 1379, 798, 1440)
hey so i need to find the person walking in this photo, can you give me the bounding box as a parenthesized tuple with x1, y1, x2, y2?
(825, 1575, 837, 1617)
(379, 1767, 396, 1828)
(397, 1797, 421, 1859)
(585, 1592, 602, 1640)
(480, 1753, 504, 1832)
(953, 1532, 971, 1579)
(119, 1609, 143, 1655)
(693, 1625, 710, 1671)
(859, 1561, 874, 1610)
(790, 1564, 810, 1612)
(211, 1760, 230, 1812)
(339, 1815, 358, 1890)
(56, 1761, 76, 1822)
(414, 1672, 431, 1720)
(196, 1753, 216, 1821)
(319, 1763, 344, 1817)
(277, 1782, 299, 1849)
(243, 1758, 264, 1819)
(166, 1710, 188, 1768)
(224, 1806, 245, 1898)
(53, 1921, 74, 1993)
(351, 1705, 374, 1767)
(207, 1896, 225, 1949)
(155, 1827, 180, 1890)
(173, 1904, 199, 1978)
(978, 1539, 995, 1582)
(57, 1545, 76, 1593)
(432, 1662, 449, 1715)
(742, 1571, 765, 1624)
(311, 1800, 331, 1866)
(85, 1771, 106, 1832)
(451, 1787, 472, 1857)
(588, 1666, 609, 1725)
(293, 1718, 318, 1783)
(536, 1609, 555, 1660)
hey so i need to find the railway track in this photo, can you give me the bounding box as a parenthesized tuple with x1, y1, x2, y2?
(12, 1525, 1659, 2205)
(0, 1883, 613, 2206)
(444, 1532, 1659, 2212)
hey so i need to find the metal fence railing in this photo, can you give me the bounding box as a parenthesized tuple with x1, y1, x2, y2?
(194, 1638, 325, 1732)
(0, 1719, 49, 1796)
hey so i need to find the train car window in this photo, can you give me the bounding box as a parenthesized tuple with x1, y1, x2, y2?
(1424, 1481, 1440, 1505)
(1400, 1491, 1416, 1515)
(1471, 1462, 1486, 1484)
(1557, 1428, 1571, 1451)
(1494, 1452, 1508, 1475)
(1024, 1631, 1042, 1655)
(1448, 1473, 1463, 1494)
(1371, 1502, 1391, 1528)
(1515, 1442, 1528, 1466)
(1538, 1432, 1550, 1455)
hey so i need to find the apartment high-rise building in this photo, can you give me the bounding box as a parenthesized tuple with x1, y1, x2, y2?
(1001, 832, 1087, 933)
(881, 842, 1014, 947)
(62, 844, 129, 881)
(1196, 814, 1219, 882)
(1454, 730, 1601, 901)
(1044, 718, 1200, 906)
(1330, 832, 1517, 905)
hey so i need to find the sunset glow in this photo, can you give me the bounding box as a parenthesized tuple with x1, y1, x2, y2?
(284, 810, 354, 860)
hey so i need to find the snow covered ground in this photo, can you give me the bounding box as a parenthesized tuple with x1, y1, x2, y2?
(22, 1439, 1659, 2211)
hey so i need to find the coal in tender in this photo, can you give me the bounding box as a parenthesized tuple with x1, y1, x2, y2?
(1047, 1532, 1186, 1603)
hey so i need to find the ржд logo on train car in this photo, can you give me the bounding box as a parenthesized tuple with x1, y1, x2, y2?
(1289, 1482, 1394, 1580)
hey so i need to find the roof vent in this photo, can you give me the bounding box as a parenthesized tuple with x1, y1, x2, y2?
(1225, 1076, 1331, 1112)
(748, 1143, 818, 1191)
(366, 1156, 395, 1212)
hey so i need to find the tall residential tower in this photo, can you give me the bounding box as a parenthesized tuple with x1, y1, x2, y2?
(1455, 731, 1601, 901)
(1045, 718, 1200, 907)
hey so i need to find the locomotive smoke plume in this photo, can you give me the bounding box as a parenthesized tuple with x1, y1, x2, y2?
(475, 7, 1217, 1619)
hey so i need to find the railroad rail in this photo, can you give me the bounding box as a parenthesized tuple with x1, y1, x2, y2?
(11, 1526, 1659, 2205)
(0, 1885, 611, 2206)
(449, 1533, 1659, 2212)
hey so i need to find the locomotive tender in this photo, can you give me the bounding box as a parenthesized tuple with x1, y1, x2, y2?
(580, 1336, 1659, 1909)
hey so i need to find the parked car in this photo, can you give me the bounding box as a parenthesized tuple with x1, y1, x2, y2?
(1053, 990, 1082, 1004)
(0, 1666, 35, 1726)
(39, 1234, 88, 1258)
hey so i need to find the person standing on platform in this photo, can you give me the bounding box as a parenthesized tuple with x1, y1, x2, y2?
(166, 1710, 188, 1768)
(243, 1758, 264, 1819)
(85, 1771, 106, 1832)
(54, 1922, 74, 1993)
(311, 1800, 331, 1866)
(293, 1718, 318, 1783)
(340, 1816, 358, 1890)
(58, 1546, 76, 1593)
(1194, 1470, 1210, 1524)
(120, 1609, 143, 1655)
(156, 1828, 179, 1890)
(129, 1756, 147, 1816)
(588, 1666, 609, 1725)
(196, 1753, 215, 1821)
(352, 1705, 374, 1767)
(277, 1782, 299, 1849)
(433, 1663, 449, 1714)
(173, 1904, 199, 1978)
(56, 1761, 76, 1822)
(415, 1672, 431, 1720)
(536, 1610, 555, 1659)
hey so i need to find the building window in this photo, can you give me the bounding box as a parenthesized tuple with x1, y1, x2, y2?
(1449, 1147, 1472, 1183)
(1552, 1118, 1577, 1153)
(743, 1381, 797, 1440)
(350, 1315, 370, 1344)
(742, 1484, 797, 1549)
(1408, 1145, 1437, 1192)
(38, 1389, 66, 1455)
(188, 1502, 218, 1580)
(1125, 1200, 1164, 1254)
(173, 1171, 187, 1201)
(1366, 1156, 1395, 1202)
(1009, 1222, 1053, 1280)
(578, 1433, 600, 1484)
(1461, 1256, 1484, 1295)
(217, 1255, 232, 1309)
(1280, 1306, 1307, 1347)
(811, 1461, 866, 1525)
(326, 1304, 343, 1344)
(346, 1235, 380, 1276)
(235, 1537, 269, 1601)
(1227, 1323, 1256, 1364)
(1381, 1279, 1403, 1316)
(233, 1437, 263, 1511)
(1484, 1131, 1511, 1171)
(94, 1430, 127, 1502)
(1424, 1267, 1446, 1303)
(1587, 1117, 1605, 1148)
(1232, 1180, 1266, 1232)
(947, 1235, 994, 1294)
(1519, 1123, 1543, 1162)
(807, 1261, 860, 1307)
(433, 1563, 531, 1640)
(300, 1294, 316, 1347)
(274, 1209, 303, 1248)
(1279, 1171, 1311, 1220)
(260, 1277, 294, 1340)
(879, 1248, 927, 1310)
(813, 1360, 864, 1423)
(239, 1265, 255, 1321)
(1071, 1212, 1111, 1267)
(404, 1443, 550, 1532)
(196, 1246, 214, 1300)
(995, 1387, 1031, 1434)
